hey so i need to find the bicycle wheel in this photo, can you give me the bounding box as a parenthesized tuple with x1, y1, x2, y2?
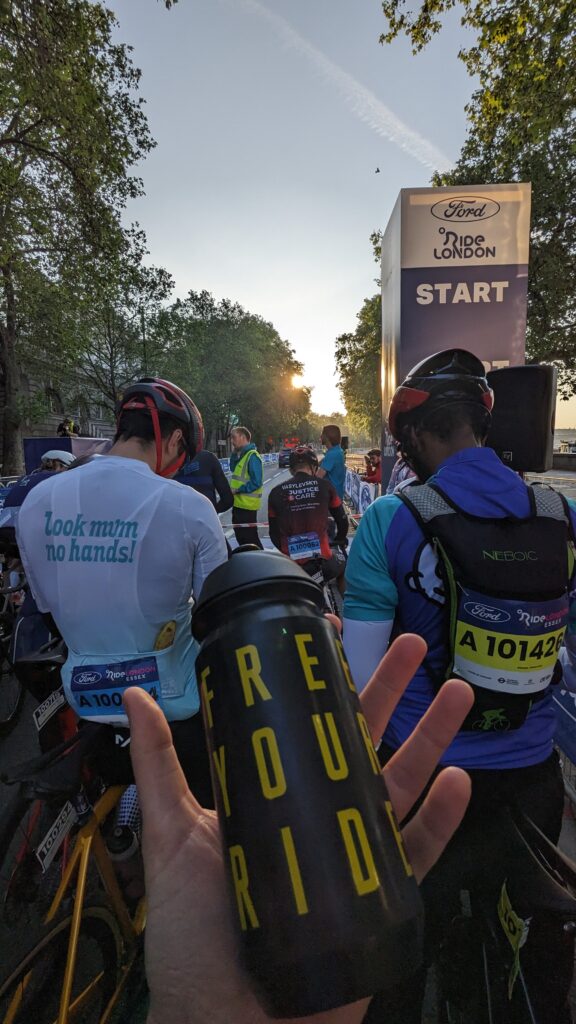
(0, 790, 73, 938)
(0, 901, 122, 1024)
(0, 650, 22, 731)
(324, 579, 343, 618)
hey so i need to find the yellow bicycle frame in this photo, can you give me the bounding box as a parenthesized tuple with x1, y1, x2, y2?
(4, 785, 146, 1024)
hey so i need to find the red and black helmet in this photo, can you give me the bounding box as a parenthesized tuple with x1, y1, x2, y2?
(116, 377, 203, 477)
(289, 446, 319, 472)
(388, 349, 494, 441)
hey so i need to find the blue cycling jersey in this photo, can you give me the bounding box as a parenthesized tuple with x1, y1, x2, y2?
(344, 446, 576, 770)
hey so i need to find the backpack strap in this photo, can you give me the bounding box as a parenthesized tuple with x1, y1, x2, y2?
(401, 480, 571, 525)
(397, 482, 456, 529)
(397, 484, 458, 688)
(532, 484, 570, 523)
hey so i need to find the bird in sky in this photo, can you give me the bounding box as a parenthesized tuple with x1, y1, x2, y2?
(375, 167, 380, 173)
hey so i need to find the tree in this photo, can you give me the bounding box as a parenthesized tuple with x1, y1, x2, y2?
(0, 0, 154, 470)
(335, 295, 381, 443)
(71, 266, 174, 414)
(378, 0, 576, 396)
(159, 291, 311, 451)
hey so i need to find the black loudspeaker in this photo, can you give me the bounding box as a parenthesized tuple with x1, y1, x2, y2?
(486, 364, 556, 473)
(341, 435, 349, 451)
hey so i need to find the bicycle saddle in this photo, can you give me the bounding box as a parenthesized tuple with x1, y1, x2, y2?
(1, 722, 106, 799)
(13, 637, 67, 700)
(15, 636, 67, 667)
(504, 811, 576, 915)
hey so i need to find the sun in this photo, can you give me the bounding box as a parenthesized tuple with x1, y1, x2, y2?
(291, 374, 306, 389)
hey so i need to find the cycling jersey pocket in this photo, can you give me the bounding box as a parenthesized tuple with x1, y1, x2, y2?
(63, 639, 200, 725)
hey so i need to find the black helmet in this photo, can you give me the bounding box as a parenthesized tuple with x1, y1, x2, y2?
(289, 446, 319, 472)
(116, 377, 203, 477)
(388, 349, 494, 440)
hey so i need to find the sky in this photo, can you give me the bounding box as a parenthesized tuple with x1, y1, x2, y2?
(112, 0, 576, 427)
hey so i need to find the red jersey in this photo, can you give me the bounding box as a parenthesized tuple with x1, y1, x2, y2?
(268, 472, 347, 562)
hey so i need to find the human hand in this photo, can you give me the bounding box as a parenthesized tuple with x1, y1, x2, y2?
(124, 634, 473, 1024)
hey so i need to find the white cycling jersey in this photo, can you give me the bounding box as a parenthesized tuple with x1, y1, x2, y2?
(16, 455, 228, 724)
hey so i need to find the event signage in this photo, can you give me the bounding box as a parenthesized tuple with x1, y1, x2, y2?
(380, 182, 532, 479)
(345, 471, 377, 514)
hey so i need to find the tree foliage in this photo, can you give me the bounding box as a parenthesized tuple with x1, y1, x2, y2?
(335, 295, 381, 444)
(0, 0, 320, 466)
(0, 0, 154, 470)
(69, 266, 174, 413)
(379, 0, 576, 396)
(157, 291, 311, 450)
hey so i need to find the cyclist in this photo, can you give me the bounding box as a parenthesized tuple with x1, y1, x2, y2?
(268, 446, 348, 584)
(385, 444, 418, 494)
(39, 449, 76, 472)
(175, 448, 233, 513)
(342, 349, 576, 1023)
(0, 452, 73, 534)
(0, 451, 78, 659)
(317, 424, 346, 499)
(16, 377, 227, 805)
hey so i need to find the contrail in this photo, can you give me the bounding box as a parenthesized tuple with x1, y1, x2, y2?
(236, 0, 453, 174)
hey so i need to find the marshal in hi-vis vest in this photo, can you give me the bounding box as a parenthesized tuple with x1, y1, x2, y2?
(230, 449, 263, 510)
(399, 482, 575, 732)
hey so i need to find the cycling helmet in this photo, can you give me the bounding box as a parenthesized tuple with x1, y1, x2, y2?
(289, 446, 319, 473)
(388, 349, 494, 440)
(41, 449, 76, 467)
(116, 377, 203, 477)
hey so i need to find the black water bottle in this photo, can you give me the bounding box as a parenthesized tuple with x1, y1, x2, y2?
(192, 549, 423, 1018)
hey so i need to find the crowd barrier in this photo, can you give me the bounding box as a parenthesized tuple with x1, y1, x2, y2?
(344, 468, 378, 517)
(220, 452, 278, 474)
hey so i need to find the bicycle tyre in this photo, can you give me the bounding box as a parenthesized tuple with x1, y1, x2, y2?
(324, 579, 343, 618)
(0, 900, 122, 1024)
(0, 788, 74, 938)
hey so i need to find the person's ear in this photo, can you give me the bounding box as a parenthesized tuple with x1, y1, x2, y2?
(167, 428, 184, 455)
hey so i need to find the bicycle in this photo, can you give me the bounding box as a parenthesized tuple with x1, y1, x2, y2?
(0, 652, 146, 1024)
(433, 807, 576, 1023)
(303, 555, 344, 616)
(0, 580, 26, 731)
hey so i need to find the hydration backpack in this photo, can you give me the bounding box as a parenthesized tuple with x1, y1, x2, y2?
(399, 483, 575, 732)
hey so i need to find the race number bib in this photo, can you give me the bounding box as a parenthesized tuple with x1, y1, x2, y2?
(71, 657, 160, 716)
(453, 588, 568, 694)
(287, 532, 321, 561)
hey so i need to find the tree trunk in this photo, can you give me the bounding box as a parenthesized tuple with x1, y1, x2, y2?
(0, 264, 24, 475)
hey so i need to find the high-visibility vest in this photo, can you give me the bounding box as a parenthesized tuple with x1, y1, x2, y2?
(230, 449, 263, 509)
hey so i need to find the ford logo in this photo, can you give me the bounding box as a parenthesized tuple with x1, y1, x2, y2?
(431, 196, 501, 222)
(74, 671, 102, 685)
(464, 602, 511, 623)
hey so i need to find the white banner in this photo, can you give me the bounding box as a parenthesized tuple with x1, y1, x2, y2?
(345, 470, 377, 514)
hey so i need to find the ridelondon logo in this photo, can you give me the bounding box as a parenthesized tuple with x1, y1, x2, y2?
(431, 196, 501, 222)
(434, 228, 496, 260)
